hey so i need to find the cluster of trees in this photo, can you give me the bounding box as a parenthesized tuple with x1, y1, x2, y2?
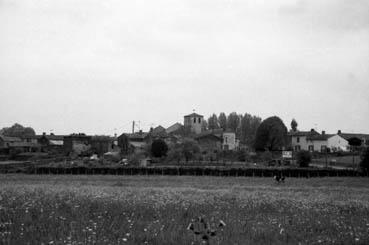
(0, 123, 36, 137)
(206, 112, 262, 147)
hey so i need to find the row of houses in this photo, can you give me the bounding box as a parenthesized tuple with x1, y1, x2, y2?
(117, 112, 240, 156)
(289, 129, 369, 153)
(3, 111, 367, 157)
(0, 133, 120, 156)
(0, 112, 239, 158)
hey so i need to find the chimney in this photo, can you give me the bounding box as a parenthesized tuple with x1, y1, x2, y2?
(310, 128, 315, 132)
(322, 131, 325, 135)
(338, 130, 341, 134)
(139, 130, 143, 134)
(42, 132, 46, 136)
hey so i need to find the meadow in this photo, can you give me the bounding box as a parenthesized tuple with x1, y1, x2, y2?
(0, 175, 369, 244)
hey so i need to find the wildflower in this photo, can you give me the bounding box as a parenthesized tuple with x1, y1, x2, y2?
(122, 238, 127, 242)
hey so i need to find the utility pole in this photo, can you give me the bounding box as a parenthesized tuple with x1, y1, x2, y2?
(132, 121, 135, 134)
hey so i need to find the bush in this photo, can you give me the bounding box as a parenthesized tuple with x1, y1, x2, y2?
(296, 150, 311, 168)
(166, 147, 182, 164)
(151, 139, 168, 158)
(128, 152, 145, 166)
(360, 147, 369, 171)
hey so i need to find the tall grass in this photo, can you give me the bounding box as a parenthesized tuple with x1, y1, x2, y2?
(0, 175, 369, 244)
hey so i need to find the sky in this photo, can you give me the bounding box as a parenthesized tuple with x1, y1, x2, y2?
(0, 0, 368, 135)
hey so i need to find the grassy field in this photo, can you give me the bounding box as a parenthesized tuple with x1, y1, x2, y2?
(312, 155, 361, 169)
(0, 175, 369, 244)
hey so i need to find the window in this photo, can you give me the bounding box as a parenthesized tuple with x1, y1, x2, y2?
(295, 145, 301, 151)
(321, 145, 327, 152)
(297, 137, 300, 143)
(198, 118, 201, 123)
(193, 117, 196, 123)
(308, 145, 314, 152)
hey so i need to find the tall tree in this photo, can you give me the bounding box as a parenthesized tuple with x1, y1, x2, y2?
(291, 119, 298, 132)
(218, 113, 227, 131)
(254, 116, 288, 151)
(227, 112, 240, 133)
(201, 120, 208, 131)
(207, 114, 219, 130)
(240, 114, 262, 147)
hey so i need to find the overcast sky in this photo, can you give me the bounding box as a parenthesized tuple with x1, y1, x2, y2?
(0, 0, 368, 135)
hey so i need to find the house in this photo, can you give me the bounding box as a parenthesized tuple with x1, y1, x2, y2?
(21, 135, 39, 144)
(0, 135, 40, 154)
(166, 123, 183, 134)
(195, 133, 223, 154)
(196, 129, 239, 151)
(37, 133, 65, 152)
(222, 131, 239, 150)
(150, 126, 167, 138)
(63, 133, 91, 155)
(118, 131, 151, 154)
(289, 129, 320, 151)
(290, 129, 349, 152)
(90, 136, 118, 156)
(336, 130, 369, 148)
(184, 113, 204, 134)
(306, 132, 349, 152)
(0, 135, 22, 149)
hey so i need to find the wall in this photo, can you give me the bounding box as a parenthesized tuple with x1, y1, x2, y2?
(306, 139, 327, 152)
(291, 136, 309, 151)
(222, 133, 237, 150)
(328, 135, 349, 152)
(184, 116, 203, 134)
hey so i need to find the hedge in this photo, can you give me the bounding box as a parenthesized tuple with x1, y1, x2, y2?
(0, 166, 368, 177)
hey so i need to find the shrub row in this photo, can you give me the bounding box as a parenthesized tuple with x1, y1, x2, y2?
(1, 166, 368, 177)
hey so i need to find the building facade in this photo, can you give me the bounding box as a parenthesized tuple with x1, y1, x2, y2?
(222, 132, 239, 150)
(290, 129, 349, 152)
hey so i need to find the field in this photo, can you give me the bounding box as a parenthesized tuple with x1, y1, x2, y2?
(312, 155, 361, 169)
(0, 176, 369, 244)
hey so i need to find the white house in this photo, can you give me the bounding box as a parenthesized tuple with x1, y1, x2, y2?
(290, 129, 320, 151)
(222, 132, 239, 150)
(290, 129, 349, 152)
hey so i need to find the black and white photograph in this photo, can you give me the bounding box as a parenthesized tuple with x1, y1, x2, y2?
(1, 0, 369, 244)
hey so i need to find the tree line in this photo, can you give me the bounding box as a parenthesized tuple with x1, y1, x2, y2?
(205, 112, 262, 147)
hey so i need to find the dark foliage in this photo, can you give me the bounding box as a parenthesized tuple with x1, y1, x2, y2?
(151, 139, 168, 157)
(1, 123, 36, 137)
(254, 116, 288, 151)
(348, 137, 362, 147)
(117, 134, 130, 155)
(290, 119, 298, 132)
(360, 147, 369, 171)
(296, 150, 312, 168)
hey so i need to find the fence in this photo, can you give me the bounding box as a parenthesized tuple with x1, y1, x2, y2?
(1, 166, 368, 177)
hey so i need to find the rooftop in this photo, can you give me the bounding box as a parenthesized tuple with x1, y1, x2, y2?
(184, 113, 203, 118)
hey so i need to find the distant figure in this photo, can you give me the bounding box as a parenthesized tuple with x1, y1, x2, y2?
(274, 174, 285, 183)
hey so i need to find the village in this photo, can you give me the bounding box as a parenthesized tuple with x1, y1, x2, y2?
(1, 111, 368, 169)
